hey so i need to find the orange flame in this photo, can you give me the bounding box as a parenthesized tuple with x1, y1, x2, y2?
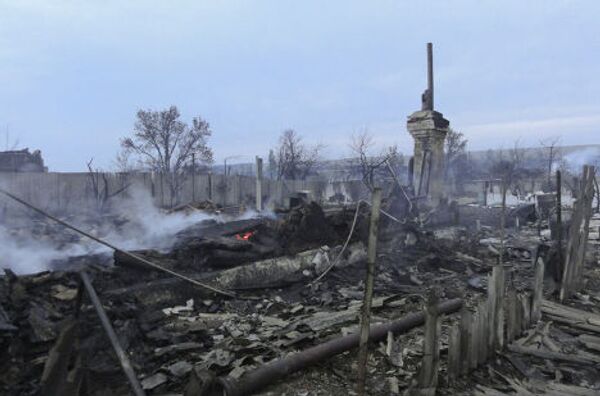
(235, 231, 254, 241)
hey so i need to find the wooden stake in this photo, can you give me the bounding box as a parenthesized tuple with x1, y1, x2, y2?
(418, 291, 441, 393)
(489, 265, 505, 350)
(447, 323, 461, 384)
(459, 308, 471, 375)
(560, 165, 595, 300)
(532, 257, 545, 323)
(478, 300, 489, 365)
(356, 188, 382, 396)
(506, 288, 518, 343)
(500, 180, 507, 262)
(514, 293, 523, 337)
(520, 293, 531, 331)
(556, 170, 563, 276)
(486, 273, 496, 352)
(469, 307, 480, 370)
(575, 166, 595, 289)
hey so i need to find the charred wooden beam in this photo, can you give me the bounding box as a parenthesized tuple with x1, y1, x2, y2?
(80, 272, 146, 396)
(213, 246, 332, 290)
(356, 188, 382, 396)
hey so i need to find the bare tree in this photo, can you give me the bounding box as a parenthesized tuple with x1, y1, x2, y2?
(540, 137, 562, 190)
(489, 140, 528, 261)
(113, 149, 137, 173)
(444, 128, 469, 193)
(445, 128, 468, 178)
(445, 128, 468, 173)
(489, 140, 528, 197)
(121, 106, 213, 205)
(86, 158, 130, 212)
(274, 129, 323, 180)
(349, 130, 402, 192)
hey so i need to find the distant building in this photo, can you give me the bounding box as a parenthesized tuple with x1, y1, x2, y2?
(0, 148, 47, 172)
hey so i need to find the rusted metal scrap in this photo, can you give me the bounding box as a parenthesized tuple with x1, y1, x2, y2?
(202, 298, 463, 396)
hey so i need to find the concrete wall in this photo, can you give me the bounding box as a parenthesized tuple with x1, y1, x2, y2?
(0, 172, 370, 218)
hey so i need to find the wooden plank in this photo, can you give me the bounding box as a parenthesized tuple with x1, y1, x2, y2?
(478, 300, 489, 364)
(487, 272, 496, 351)
(514, 293, 523, 337)
(459, 308, 472, 375)
(447, 323, 461, 383)
(531, 257, 545, 323)
(488, 265, 505, 350)
(469, 307, 480, 370)
(506, 288, 518, 343)
(356, 188, 382, 396)
(418, 292, 441, 392)
(560, 165, 595, 301)
(574, 166, 595, 289)
(508, 344, 600, 365)
(519, 293, 531, 332)
(541, 299, 600, 334)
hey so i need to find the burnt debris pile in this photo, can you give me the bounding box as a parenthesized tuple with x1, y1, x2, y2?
(1, 176, 600, 396)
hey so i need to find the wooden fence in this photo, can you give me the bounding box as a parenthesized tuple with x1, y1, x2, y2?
(417, 258, 546, 392)
(560, 165, 596, 301)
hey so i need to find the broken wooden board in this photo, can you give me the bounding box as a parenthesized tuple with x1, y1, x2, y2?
(541, 299, 600, 334)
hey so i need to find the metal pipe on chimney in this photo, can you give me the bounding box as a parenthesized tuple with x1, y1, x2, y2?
(427, 42, 434, 110)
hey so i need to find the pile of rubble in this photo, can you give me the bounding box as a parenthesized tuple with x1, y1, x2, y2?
(1, 197, 600, 395)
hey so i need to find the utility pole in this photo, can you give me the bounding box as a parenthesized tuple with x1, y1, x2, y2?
(191, 153, 196, 202)
(255, 156, 263, 211)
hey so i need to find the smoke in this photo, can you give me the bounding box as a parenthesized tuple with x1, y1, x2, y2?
(0, 186, 271, 275)
(101, 186, 221, 251)
(0, 225, 91, 275)
(562, 147, 600, 171)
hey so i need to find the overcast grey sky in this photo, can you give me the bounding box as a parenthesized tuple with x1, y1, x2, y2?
(1, 1, 599, 171)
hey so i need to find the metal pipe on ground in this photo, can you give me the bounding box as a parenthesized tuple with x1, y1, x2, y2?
(80, 271, 146, 396)
(207, 298, 463, 396)
(0, 187, 236, 298)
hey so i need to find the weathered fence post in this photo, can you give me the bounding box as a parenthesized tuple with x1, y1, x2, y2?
(488, 265, 505, 350)
(356, 187, 382, 396)
(418, 291, 441, 394)
(532, 257, 545, 323)
(519, 293, 531, 331)
(459, 308, 471, 375)
(560, 165, 596, 301)
(556, 170, 562, 272)
(477, 300, 488, 365)
(447, 323, 461, 384)
(469, 307, 480, 370)
(506, 286, 518, 343)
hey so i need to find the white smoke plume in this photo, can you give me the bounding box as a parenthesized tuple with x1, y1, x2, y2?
(0, 185, 271, 275)
(0, 225, 90, 275)
(562, 147, 600, 171)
